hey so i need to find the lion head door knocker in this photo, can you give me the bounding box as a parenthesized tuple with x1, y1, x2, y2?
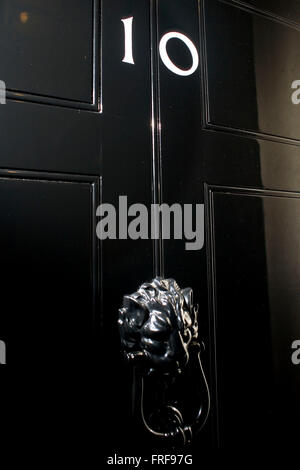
(118, 277, 210, 446)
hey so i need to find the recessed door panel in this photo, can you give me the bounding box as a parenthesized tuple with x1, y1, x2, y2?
(0, 0, 95, 106)
(207, 186, 300, 446)
(236, 0, 300, 24)
(204, 0, 300, 142)
(0, 101, 102, 174)
(0, 173, 100, 366)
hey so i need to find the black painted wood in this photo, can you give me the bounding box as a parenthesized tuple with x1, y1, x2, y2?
(204, 0, 300, 143)
(0, 0, 299, 457)
(0, 0, 97, 107)
(157, 0, 300, 450)
(0, 0, 153, 458)
(230, 0, 300, 25)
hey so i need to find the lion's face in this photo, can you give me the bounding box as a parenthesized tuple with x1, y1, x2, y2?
(118, 277, 198, 373)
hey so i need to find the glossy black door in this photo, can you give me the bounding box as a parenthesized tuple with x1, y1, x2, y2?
(157, 0, 300, 449)
(1, 0, 299, 459)
(0, 0, 102, 453)
(0, 0, 154, 458)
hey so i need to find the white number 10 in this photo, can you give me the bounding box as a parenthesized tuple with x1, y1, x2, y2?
(121, 16, 199, 76)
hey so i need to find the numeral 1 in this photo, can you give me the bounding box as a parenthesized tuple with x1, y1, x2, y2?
(121, 17, 134, 65)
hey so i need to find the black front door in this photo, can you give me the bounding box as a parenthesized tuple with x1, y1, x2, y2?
(156, 0, 300, 449)
(0, 0, 299, 458)
(0, 0, 103, 452)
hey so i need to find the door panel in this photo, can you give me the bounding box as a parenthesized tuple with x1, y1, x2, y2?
(206, 186, 300, 446)
(205, 0, 300, 142)
(0, 101, 102, 173)
(0, 0, 97, 108)
(235, 0, 300, 23)
(156, 0, 300, 449)
(202, 1, 300, 447)
(0, 0, 103, 453)
(0, 171, 100, 366)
